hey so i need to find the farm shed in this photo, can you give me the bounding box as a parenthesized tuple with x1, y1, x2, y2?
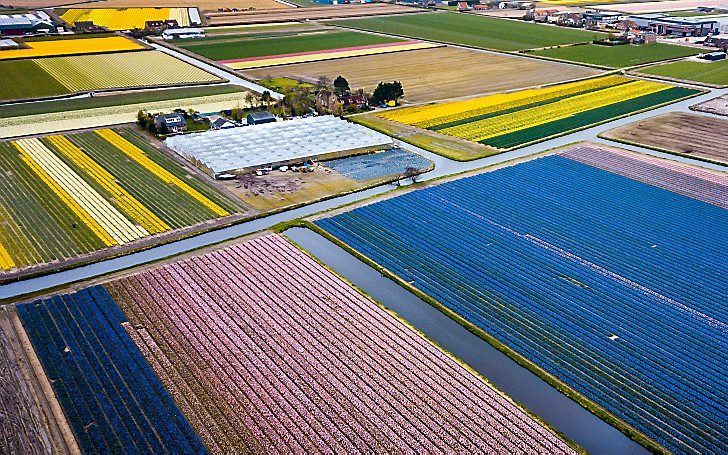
(649, 16, 719, 36)
(246, 111, 276, 125)
(700, 51, 727, 60)
(162, 27, 204, 40)
(164, 115, 394, 173)
(0, 12, 53, 36)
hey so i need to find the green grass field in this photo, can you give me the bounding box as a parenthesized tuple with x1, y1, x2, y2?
(529, 43, 700, 68)
(176, 30, 402, 61)
(0, 85, 246, 119)
(329, 12, 605, 51)
(0, 60, 70, 101)
(640, 59, 728, 86)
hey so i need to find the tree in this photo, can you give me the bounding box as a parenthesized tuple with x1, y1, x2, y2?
(371, 81, 404, 105)
(261, 91, 272, 110)
(333, 75, 350, 96)
(244, 91, 257, 108)
(316, 75, 332, 92)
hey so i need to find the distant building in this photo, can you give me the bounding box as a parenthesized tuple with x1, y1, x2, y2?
(0, 12, 53, 36)
(649, 16, 719, 36)
(154, 113, 187, 134)
(583, 11, 622, 28)
(628, 13, 668, 28)
(246, 111, 276, 125)
(162, 27, 204, 40)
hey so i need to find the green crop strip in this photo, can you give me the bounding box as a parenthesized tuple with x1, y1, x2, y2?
(481, 87, 699, 149)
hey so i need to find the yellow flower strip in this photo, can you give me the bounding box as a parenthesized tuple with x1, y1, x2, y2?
(61, 8, 171, 31)
(13, 143, 118, 247)
(168, 8, 190, 27)
(47, 135, 170, 235)
(226, 42, 439, 70)
(0, 240, 15, 271)
(440, 80, 670, 142)
(96, 130, 229, 217)
(0, 36, 142, 60)
(381, 75, 628, 128)
(15, 138, 148, 244)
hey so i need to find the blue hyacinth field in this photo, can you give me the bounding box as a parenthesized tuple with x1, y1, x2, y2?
(16, 285, 206, 454)
(315, 145, 728, 454)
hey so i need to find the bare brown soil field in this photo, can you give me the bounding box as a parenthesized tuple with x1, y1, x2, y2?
(63, 0, 289, 10)
(600, 112, 728, 165)
(245, 46, 603, 103)
(204, 3, 423, 25)
(691, 94, 728, 117)
(0, 307, 78, 455)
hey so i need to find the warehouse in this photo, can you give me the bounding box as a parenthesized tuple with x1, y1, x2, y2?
(164, 115, 394, 175)
(0, 12, 53, 36)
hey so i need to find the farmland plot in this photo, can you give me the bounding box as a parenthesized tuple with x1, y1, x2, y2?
(600, 112, 728, 165)
(245, 46, 602, 103)
(0, 51, 222, 102)
(379, 75, 700, 152)
(0, 35, 143, 60)
(639, 58, 728, 86)
(0, 128, 236, 280)
(528, 43, 699, 68)
(0, 307, 77, 454)
(328, 12, 605, 52)
(60, 7, 190, 30)
(16, 286, 206, 453)
(105, 233, 575, 453)
(203, 4, 420, 26)
(315, 145, 728, 454)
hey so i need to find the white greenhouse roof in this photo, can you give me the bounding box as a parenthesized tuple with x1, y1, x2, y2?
(164, 115, 393, 172)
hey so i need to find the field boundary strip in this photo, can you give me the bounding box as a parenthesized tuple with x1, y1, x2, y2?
(223, 41, 440, 69)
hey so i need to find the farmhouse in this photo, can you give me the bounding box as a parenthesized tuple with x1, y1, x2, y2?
(154, 113, 187, 133)
(0, 12, 53, 36)
(164, 115, 394, 175)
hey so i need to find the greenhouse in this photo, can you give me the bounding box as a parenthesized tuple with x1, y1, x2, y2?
(164, 115, 393, 173)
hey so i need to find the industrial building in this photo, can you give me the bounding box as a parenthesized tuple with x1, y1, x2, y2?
(164, 115, 394, 175)
(0, 11, 53, 36)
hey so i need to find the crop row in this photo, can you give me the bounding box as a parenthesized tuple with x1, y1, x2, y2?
(45, 135, 170, 235)
(315, 147, 727, 454)
(0, 129, 233, 274)
(380, 75, 628, 128)
(439, 80, 670, 142)
(0, 36, 143, 60)
(97, 129, 229, 217)
(561, 146, 728, 209)
(106, 233, 574, 453)
(16, 286, 205, 453)
(0, 142, 104, 269)
(14, 138, 147, 245)
(482, 86, 696, 149)
(33, 51, 220, 93)
(0, 308, 58, 454)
